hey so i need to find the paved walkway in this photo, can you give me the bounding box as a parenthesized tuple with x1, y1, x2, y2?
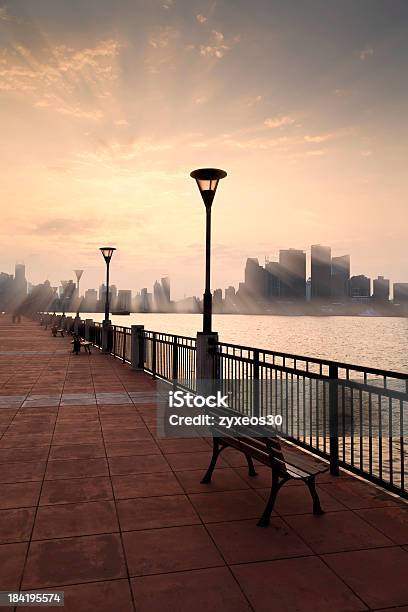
(0, 315, 407, 612)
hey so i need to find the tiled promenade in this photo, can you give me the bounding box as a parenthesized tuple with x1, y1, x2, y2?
(0, 316, 407, 611)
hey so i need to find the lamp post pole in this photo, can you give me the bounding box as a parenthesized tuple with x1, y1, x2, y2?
(203, 204, 212, 334)
(100, 247, 116, 353)
(190, 168, 227, 334)
(190, 168, 227, 381)
(104, 258, 110, 323)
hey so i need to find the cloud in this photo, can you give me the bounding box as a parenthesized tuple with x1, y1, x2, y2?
(360, 46, 374, 61)
(196, 14, 207, 24)
(31, 218, 101, 237)
(305, 149, 326, 157)
(149, 26, 180, 49)
(200, 30, 236, 59)
(304, 133, 335, 143)
(0, 39, 122, 119)
(264, 115, 296, 129)
(115, 119, 129, 126)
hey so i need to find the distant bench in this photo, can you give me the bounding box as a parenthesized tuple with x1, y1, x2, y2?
(71, 338, 92, 354)
(51, 327, 65, 337)
(201, 406, 328, 527)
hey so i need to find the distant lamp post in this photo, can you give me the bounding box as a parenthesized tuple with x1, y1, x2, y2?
(190, 168, 227, 334)
(100, 247, 116, 324)
(60, 280, 68, 316)
(74, 269, 84, 297)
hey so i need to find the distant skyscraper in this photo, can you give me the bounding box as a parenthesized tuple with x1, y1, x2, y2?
(350, 275, 371, 298)
(372, 276, 389, 302)
(331, 255, 350, 299)
(117, 290, 132, 311)
(244, 258, 266, 298)
(311, 245, 332, 300)
(84, 289, 98, 311)
(265, 261, 281, 299)
(161, 277, 170, 305)
(393, 283, 408, 303)
(279, 249, 306, 299)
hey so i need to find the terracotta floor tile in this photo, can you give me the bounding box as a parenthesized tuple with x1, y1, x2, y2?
(131, 567, 251, 612)
(164, 451, 228, 471)
(231, 556, 366, 612)
(355, 506, 408, 545)
(105, 440, 161, 457)
(323, 547, 408, 609)
(0, 481, 41, 509)
(117, 495, 200, 531)
(176, 468, 250, 493)
(40, 476, 113, 505)
(0, 542, 28, 589)
(189, 489, 266, 523)
(112, 471, 183, 499)
(157, 438, 210, 454)
(285, 510, 393, 553)
(208, 517, 312, 563)
(20, 579, 135, 612)
(33, 500, 118, 539)
(319, 479, 403, 510)
(108, 454, 170, 476)
(45, 458, 109, 480)
(103, 428, 153, 443)
(22, 533, 127, 588)
(49, 444, 105, 460)
(0, 507, 35, 543)
(0, 461, 47, 483)
(234, 465, 274, 488)
(52, 433, 103, 445)
(123, 525, 224, 576)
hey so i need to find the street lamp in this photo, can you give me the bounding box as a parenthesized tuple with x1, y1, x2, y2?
(190, 168, 227, 334)
(100, 247, 116, 324)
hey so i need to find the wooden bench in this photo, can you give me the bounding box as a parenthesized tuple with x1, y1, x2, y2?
(201, 409, 328, 527)
(80, 340, 92, 354)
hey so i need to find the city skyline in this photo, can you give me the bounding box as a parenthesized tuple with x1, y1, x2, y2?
(0, 1, 407, 297)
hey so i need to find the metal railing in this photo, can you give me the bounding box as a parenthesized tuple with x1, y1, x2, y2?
(144, 330, 196, 391)
(216, 342, 408, 499)
(47, 313, 406, 500)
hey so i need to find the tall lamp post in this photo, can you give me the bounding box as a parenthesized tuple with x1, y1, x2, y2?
(74, 270, 84, 302)
(100, 247, 116, 324)
(190, 168, 227, 334)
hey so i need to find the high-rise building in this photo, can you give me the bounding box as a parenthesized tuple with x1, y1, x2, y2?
(311, 245, 332, 300)
(394, 283, 408, 303)
(14, 263, 27, 298)
(225, 286, 236, 301)
(331, 255, 350, 299)
(244, 258, 266, 298)
(372, 276, 389, 302)
(279, 249, 306, 299)
(84, 289, 98, 311)
(161, 277, 170, 305)
(350, 275, 371, 298)
(265, 261, 281, 299)
(117, 290, 132, 311)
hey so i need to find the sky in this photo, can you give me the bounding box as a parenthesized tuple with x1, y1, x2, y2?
(0, 0, 407, 298)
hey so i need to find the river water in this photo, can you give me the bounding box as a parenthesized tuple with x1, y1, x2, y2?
(74, 313, 408, 373)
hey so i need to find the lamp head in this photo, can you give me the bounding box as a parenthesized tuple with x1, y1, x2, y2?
(190, 168, 227, 208)
(100, 247, 116, 263)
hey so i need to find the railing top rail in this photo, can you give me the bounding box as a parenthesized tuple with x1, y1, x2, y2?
(217, 341, 408, 380)
(144, 329, 196, 343)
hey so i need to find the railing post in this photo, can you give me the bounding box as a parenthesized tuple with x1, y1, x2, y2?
(329, 364, 339, 476)
(196, 332, 219, 385)
(253, 349, 260, 418)
(172, 335, 178, 387)
(131, 325, 145, 370)
(102, 320, 111, 353)
(122, 330, 126, 363)
(84, 319, 93, 341)
(152, 332, 157, 378)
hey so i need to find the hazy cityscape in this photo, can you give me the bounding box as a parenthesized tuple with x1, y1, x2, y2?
(2, 243, 408, 318)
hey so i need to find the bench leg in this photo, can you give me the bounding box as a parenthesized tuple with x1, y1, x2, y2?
(257, 472, 286, 527)
(306, 476, 325, 515)
(201, 438, 223, 484)
(246, 454, 258, 477)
